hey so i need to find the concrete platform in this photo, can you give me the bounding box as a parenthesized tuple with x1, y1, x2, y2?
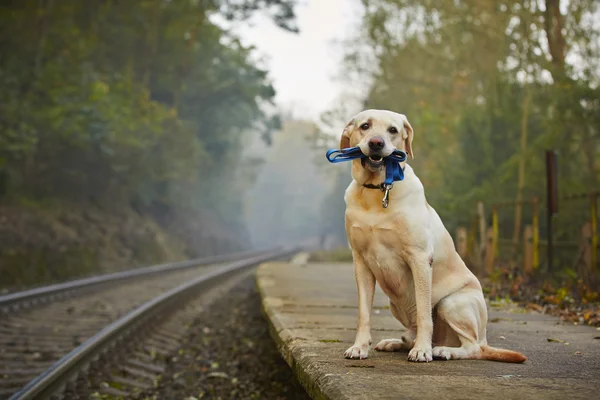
(257, 262, 600, 400)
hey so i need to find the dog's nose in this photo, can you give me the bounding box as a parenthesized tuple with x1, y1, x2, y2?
(368, 136, 385, 151)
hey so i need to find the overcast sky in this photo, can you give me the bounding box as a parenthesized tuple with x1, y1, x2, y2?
(232, 0, 362, 120)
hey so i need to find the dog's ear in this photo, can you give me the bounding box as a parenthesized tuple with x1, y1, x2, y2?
(340, 119, 354, 149)
(402, 115, 414, 159)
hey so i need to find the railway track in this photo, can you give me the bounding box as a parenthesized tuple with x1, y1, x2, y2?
(1, 246, 297, 399)
(0, 248, 270, 316)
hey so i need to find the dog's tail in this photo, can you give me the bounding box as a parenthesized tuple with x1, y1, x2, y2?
(479, 345, 527, 363)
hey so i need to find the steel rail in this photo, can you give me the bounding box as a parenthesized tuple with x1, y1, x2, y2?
(0, 247, 278, 313)
(9, 246, 297, 400)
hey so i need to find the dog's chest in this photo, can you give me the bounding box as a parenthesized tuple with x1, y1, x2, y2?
(346, 209, 413, 297)
(346, 207, 413, 252)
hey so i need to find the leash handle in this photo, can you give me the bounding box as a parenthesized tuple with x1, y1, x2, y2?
(325, 146, 407, 209)
(325, 147, 364, 163)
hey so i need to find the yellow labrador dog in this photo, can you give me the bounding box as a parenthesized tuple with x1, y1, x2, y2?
(341, 109, 526, 363)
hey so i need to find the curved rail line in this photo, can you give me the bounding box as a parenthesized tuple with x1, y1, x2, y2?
(0, 248, 273, 315)
(7, 246, 297, 400)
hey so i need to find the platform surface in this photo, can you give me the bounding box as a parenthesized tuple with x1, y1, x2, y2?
(257, 262, 600, 400)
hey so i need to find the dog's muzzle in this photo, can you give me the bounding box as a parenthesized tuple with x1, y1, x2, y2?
(362, 154, 385, 169)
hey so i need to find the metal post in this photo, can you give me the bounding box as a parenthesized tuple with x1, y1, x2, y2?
(532, 197, 539, 269)
(591, 192, 598, 271)
(545, 150, 558, 272)
(547, 212, 553, 272)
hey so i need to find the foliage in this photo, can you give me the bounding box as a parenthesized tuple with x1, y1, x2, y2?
(323, 0, 600, 277)
(0, 0, 297, 256)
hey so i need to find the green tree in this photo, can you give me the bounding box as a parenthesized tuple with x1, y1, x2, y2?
(323, 0, 600, 274)
(0, 0, 299, 286)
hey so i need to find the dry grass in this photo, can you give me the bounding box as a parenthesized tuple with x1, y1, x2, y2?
(309, 247, 353, 262)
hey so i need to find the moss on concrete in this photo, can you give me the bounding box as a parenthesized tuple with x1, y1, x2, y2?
(256, 264, 331, 400)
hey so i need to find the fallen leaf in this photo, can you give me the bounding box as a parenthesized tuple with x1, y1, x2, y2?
(574, 351, 584, 356)
(490, 317, 512, 323)
(527, 303, 543, 312)
(206, 372, 229, 379)
(547, 338, 566, 343)
(499, 336, 506, 340)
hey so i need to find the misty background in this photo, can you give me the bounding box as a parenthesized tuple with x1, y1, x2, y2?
(1, 0, 599, 290)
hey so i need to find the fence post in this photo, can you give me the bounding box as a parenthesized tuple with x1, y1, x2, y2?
(467, 216, 478, 271)
(545, 150, 558, 272)
(456, 226, 468, 259)
(485, 227, 496, 274)
(523, 225, 533, 275)
(477, 201, 486, 262)
(532, 197, 540, 270)
(581, 222, 592, 274)
(492, 206, 499, 258)
(591, 193, 598, 271)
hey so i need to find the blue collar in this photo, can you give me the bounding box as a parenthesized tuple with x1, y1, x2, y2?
(325, 146, 407, 208)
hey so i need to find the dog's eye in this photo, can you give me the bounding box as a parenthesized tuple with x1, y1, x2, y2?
(360, 123, 370, 130)
(388, 127, 398, 134)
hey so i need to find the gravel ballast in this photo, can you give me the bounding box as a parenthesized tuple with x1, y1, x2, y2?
(146, 275, 310, 400)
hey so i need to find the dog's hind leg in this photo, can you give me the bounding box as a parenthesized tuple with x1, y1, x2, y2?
(432, 288, 486, 360)
(375, 301, 415, 352)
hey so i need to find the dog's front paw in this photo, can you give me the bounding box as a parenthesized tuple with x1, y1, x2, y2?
(408, 344, 432, 362)
(344, 343, 369, 359)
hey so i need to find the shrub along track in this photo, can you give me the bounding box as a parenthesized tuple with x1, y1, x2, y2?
(0, 248, 292, 399)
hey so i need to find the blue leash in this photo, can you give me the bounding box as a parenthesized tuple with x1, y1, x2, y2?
(325, 146, 407, 208)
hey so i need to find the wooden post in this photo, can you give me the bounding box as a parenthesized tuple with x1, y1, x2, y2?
(523, 225, 533, 275)
(456, 226, 468, 259)
(492, 206, 499, 258)
(581, 222, 592, 273)
(467, 216, 478, 271)
(477, 201, 486, 262)
(485, 227, 496, 274)
(591, 193, 598, 271)
(532, 197, 540, 269)
(545, 150, 559, 272)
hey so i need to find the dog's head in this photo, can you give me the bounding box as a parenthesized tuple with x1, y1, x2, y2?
(339, 109, 414, 180)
